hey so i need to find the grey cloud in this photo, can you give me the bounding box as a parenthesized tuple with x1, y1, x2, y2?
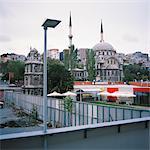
(0, 35, 11, 42)
(122, 34, 139, 43)
(0, 1, 13, 18)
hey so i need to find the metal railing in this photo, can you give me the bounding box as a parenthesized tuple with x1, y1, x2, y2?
(4, 91, 150, 128)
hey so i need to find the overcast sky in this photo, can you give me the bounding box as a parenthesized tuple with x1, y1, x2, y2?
(0, 0, 149, 56)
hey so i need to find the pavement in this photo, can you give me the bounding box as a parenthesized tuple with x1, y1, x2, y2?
(0, 107, 19, 124)
(0, 106, 43, 135)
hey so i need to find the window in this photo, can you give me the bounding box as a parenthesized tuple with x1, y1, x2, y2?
(111, 60, 113, 64)
(30, 64, 32, 72)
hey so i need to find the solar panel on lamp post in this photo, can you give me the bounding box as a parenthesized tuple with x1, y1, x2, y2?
(42, 19, 61, 133)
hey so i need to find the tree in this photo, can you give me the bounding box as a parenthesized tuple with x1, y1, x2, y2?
(70, 45, 78, 70)
(63, 96, 73, 126)
(123, 64, 149, 82)
(1, 60, 25, 84)
(63, 45, 78, 71)
(86, 49, 95, 81)
(47, 58, 74, 93)
(63, 49, 69, 70)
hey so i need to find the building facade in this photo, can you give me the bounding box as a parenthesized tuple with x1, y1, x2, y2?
(47, 49, 59, 60)
(0, 53, 26, 63)
(93, 21, 123, 82)
(78, 48, 88, 67)
(125, 52, 149, 69)
(23, 48, 43, 95)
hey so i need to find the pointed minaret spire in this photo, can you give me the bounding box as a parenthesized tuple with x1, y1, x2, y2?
(69, 11, 72, 27)
(30, 46, 32, 51)
(68, 11, 73, 48)
(100, 19, 104, 42)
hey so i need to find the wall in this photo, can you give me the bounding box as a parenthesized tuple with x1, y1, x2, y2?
(1, 120, 149, 150)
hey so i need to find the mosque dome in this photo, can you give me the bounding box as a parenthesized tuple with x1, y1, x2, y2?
(93, 42, 114, 51)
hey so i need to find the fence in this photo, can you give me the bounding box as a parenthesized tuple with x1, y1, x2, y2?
(4, 91, 150, 128)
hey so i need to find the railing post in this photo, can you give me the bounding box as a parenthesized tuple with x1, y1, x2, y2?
(115, 107, 117, 121)
(54, 108, 56, 127)
(108, 107, 110, 122)
(91, 105, 93, 124)
(97, 105, 99, 123)
(64, 109, 66, 127)
(79, 103, 80, 125)
(123, 109, 125, 120)
(102, 106, 104, 122)
(83, 103, 84, 125)
(87, 104, 88, 125)
(140, 110, 142, 118)
(74, 102, 76, 126)
(131, 109, 133, 119)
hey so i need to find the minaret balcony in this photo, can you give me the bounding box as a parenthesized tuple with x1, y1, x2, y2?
(68, 35, 73, 38)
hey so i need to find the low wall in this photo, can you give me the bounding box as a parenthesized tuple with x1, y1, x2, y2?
(1, 118, 149, 150)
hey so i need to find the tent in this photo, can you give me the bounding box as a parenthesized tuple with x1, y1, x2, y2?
(62, 91, 77, 96)
(97, 91, 113, 96)
(111, 91, 136, 98)
(47, 91, 63, 97)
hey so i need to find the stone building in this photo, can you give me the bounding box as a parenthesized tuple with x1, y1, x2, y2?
(0, 53, 26, 63)
(23, 48, 43, 95)
(93, 21, 123, 82)
(47, 49, 59, 60)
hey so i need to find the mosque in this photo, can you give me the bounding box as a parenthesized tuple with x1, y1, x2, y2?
(93, 21, 124, 82)
(68, 13, 124, 82)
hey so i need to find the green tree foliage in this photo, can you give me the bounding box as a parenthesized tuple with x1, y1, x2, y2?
(63, 96, 73, 112)
(1, 60, 25, 83)
(70, 45, 78, 70)
(63, 49, 69, 70)
(63, 96, 73, 125)
(47, 58, 74, 93)
(86, 49, 95, 81)
(123, 64, 149, 81)
(63, 45, 78, 71)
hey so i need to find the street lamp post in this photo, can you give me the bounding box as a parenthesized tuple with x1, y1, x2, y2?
(42, 19, 61, 133)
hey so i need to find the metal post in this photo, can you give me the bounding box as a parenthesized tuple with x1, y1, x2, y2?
(79, 103, 80, 125)
(43, 27, 48, 133)
(83, 103, 84, 125)
(97, 105, 98, 123)
(102, 106, 104, 122)
(75, 102, 76, 126)
(122, 109, 125, 120)
(87, 104, 88, 124)
(80, 89, 82, 102)
(115, 107, 117, 121)
(91, 105, 93, 124)
(108, 107, 110, 122)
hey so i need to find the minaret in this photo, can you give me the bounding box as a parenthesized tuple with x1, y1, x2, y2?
(100, 19, 104, 42)
(68, 12, 73, 48)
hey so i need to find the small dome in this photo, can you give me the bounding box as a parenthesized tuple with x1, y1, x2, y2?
(93, 42, 114, 51)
